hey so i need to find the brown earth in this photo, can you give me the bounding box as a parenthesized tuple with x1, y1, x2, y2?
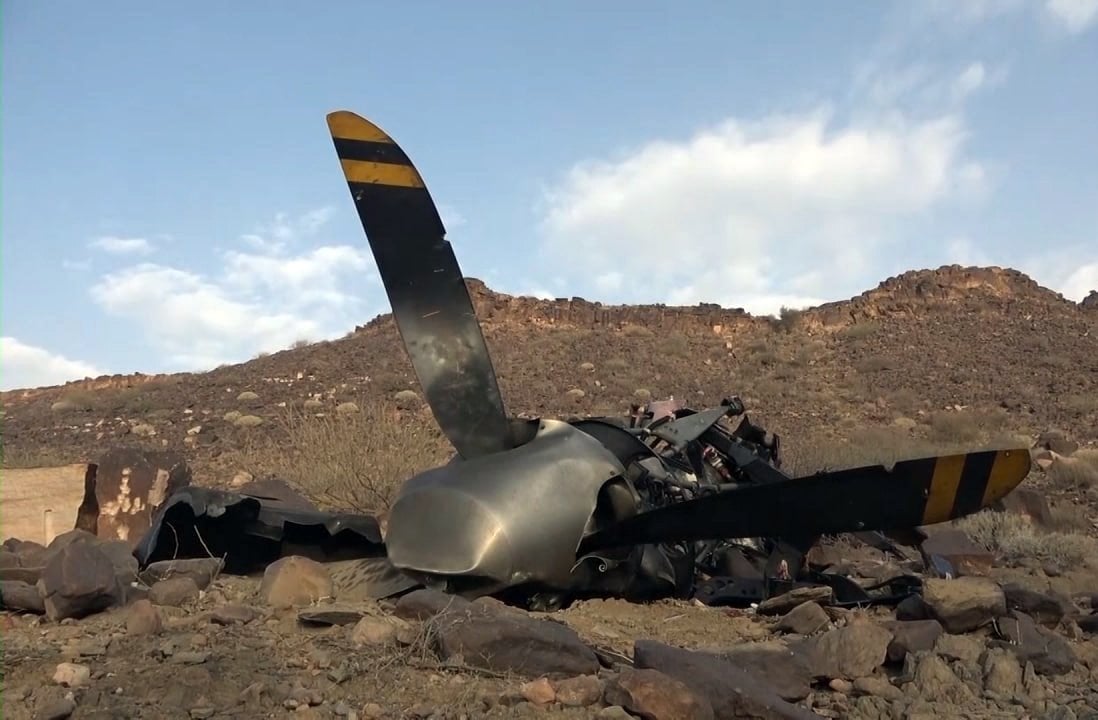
(3, 263, 1098, 719)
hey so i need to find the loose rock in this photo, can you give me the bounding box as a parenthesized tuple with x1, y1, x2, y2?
(922, 577, 1007, 633)
(776, 601, 830, 635)
(603, 668, 715, 720)
(39, 539, 123, 620)
(259, 556, 333, 608)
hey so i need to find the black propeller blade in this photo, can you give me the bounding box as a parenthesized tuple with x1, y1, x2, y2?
(581, 447, 1031, 552)
(326, 111, 513, 459)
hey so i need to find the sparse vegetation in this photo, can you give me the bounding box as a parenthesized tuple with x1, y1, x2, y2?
(925, 407, 1009, 445)
(956, 510, 1098, 573)
(839, 321, 880, 341)
(1047, 457, 1098, 489)
(621, 323, 654, 338)
(229, 399, 451, 513)
(770, 306, 804, 333)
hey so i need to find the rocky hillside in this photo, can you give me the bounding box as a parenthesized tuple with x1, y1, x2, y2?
(2, 264, 1095, 488)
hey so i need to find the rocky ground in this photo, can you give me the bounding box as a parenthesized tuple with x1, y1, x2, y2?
(4, 513, 1098, 720)
(3, 265, 1098, 719)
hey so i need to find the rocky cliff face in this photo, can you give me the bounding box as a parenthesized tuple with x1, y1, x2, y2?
(355, 278, 763, 337)
(352, 265, 1085, 337)
(802, 266, 1079, 328)
(5, 265, 1091, 403)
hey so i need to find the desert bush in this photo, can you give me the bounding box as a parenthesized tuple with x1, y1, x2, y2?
(744, 339, 770, 355)
(782, 424, 1021, 477)
(770, 306, 804, 334)
(393, 390, 421, 410)
(925, 407, 1008, 444)
(839, 322, 880, 341)
(1062, 393, 1098, 416)
(231, 399, 451, 513)
(782, 427, 937, 475)
(1047, 458, 1098, 489)
(956, 510, 1098, 573)
(855, 356, 893, 373)
(664, 332, 690, 357)
(604, 357, 629, 372)
(621, 324, 654, 338)
(53, 389, 102, 412)
(887, 388, 921, 413)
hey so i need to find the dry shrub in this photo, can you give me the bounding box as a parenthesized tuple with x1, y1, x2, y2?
(770, 306, 804, 334)
(1047, 458, 1098, 489)
(604, 357, 629, 372)
(782, 428, 929, 475)
(783, 425, 1023, 477)
(839, 322, 880, 341)
(926, 407, 1009, 444)
(664, 332, 690, 357)
(621, 324, 654, 338)
(232, 399, 452, 513)
(855, 356, 893, 373)
(887, 388, 921, 413)
(1063, 393, 1098, 416)
(955, 510, 1098, 573)
(0, 445, 76, 469)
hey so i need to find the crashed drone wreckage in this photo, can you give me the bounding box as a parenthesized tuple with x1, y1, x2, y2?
(133, 110, 1033, 611)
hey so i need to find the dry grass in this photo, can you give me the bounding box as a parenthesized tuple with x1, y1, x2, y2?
(838, 322, 881, 341)
(229, 399, 452, 513)
(925, 407, 1010, 444)
(0, 444, 78, 469)
(781, 424, 1020, 477)
(955, 510, 1098, 573)
(1047, 457, 1098, 490)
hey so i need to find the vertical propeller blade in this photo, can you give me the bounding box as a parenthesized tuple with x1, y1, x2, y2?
(326, 111, 512, 459)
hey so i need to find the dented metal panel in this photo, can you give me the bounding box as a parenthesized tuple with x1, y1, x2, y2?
(384, 418, 625, 594)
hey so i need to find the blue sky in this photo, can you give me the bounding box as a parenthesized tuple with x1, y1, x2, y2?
(3, 0, 1097, 390)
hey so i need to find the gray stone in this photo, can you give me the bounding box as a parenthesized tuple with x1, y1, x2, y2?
(922, 577, 1007, 633)
(634, 639, 824, 719)
(603, 668, 714, 720)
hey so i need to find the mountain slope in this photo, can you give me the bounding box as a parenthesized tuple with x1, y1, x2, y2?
(2, 265, 1096, 489)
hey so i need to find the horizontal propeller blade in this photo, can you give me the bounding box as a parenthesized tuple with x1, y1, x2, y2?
(326, 111, 513, 459)
(581, 447, 1031, 552)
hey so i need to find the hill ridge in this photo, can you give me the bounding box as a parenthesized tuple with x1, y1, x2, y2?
(2, 263, 1092, 400)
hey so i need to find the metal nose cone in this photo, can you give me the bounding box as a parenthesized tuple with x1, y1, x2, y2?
(384, 486, 514, 584)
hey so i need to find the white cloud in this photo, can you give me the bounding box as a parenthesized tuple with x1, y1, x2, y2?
(222, 245, 372, 311)
(1061, 262, 1098, 301)
(240, 206, 336, 254)
(1044, 0, 1098, 31)
(438, 204, 468, 230)
(89, 236, 153, 255)
(919, 0, 1098, 33)
(537, 103, 985, 315)
(90, 263, 324, 369)
(0, 337, 102, 391)
(88, 208, 380, 370)
(945, 236, 994, 265)
(952, 63, 987, 102)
